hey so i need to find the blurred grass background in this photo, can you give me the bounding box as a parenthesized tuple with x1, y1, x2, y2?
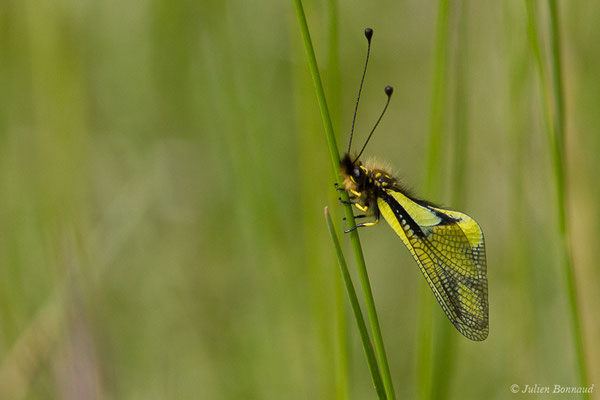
(0, 0, 599, 399)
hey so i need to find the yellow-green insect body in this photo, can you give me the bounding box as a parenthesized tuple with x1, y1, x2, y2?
(340, 153, 489, 341)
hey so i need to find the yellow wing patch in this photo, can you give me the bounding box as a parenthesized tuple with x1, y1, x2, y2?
(430, 207, 484, 248)
(377, 191, 489, 341)
(387, 190, 442, 227)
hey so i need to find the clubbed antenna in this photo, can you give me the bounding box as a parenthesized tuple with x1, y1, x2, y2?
(353, 86, 393, 162)
(347, 28, 374, 154)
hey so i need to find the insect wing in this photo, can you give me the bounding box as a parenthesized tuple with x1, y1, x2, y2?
(377, 190, 489, 341)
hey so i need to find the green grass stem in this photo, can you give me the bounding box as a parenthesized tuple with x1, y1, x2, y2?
(504, 0, 538, 378)
(450, 0, 469, 210)
(419, 0, 450, 399)
(430, 1, 472, 396)
(526, 0, 589, 394)
(423, 0, 450, 196)
(429, 3, 472, 399)
(325, 2, 348, 398)
(547, 0, 589, 392)
(325, 207, 386, 399)
(292, 1, 396, 398)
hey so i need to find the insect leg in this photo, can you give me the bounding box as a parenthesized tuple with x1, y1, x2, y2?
(339, 192, 359, 204)
(343, 214, 370, 221)
(344, 211, 380, 233)
(354, 203, 368, 212)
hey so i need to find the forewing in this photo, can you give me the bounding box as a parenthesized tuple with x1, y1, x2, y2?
(377, 190, 488, 341)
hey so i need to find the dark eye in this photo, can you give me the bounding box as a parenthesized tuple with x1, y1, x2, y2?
(353, 168, 360, 177)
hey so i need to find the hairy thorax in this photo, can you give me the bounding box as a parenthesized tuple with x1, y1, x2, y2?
(340, 154, 399, 210)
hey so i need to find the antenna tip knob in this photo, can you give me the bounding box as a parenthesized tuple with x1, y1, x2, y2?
(364, 28, 373, 41)
(384, 86, 394, 96)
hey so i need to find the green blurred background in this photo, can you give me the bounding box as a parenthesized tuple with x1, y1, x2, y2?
(0, 0, 599, 398)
